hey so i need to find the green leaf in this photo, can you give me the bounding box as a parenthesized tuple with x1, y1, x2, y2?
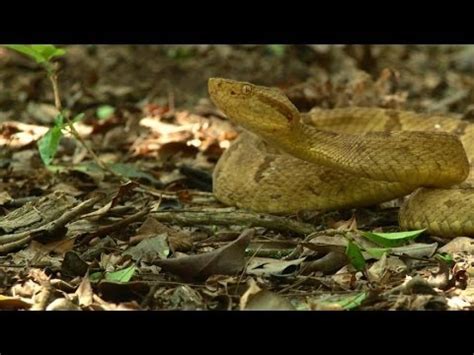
(166, 47, 195, 60)
(365, 247, 390, 259)
(6, 45, 45, 63)
(37, 114, 64, 165)
(31, 45, 66, 61)
(362, 229, 426, 248)
(331, 292, 367, 310)
(110, 163, 161, 185)
(6, 44, 65, 64)
(435, 252, 454, 266)
(54, 113, 65, 127)
(96, 105, 115, 120)
(338, 292, 367, 310)
(266, 44, 286, 57)
(345, 241, 366, 272)
(316, 292, 367, 310)
(105, 265, 136, 283)
(89, 271, 104, 283)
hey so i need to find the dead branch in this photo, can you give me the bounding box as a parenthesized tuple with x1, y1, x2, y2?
(151, 209, 317, 235)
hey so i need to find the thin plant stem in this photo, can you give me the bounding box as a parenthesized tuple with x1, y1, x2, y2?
(46, 65, 122, 178)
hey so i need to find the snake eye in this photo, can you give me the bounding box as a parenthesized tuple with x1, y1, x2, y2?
(242, 84, 252, 95)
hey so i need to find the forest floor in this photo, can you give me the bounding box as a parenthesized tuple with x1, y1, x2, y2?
(1, 45, 474, 310)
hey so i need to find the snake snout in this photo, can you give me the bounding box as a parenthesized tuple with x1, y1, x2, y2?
(208, 77, 222, 96)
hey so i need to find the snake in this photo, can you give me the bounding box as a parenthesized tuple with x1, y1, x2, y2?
(208, 78, 474, 238)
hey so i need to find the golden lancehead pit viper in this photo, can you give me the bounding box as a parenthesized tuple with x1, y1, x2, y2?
(208, 77, 474, 238)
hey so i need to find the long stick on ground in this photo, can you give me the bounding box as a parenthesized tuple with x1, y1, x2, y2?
(151, 210, 317, 235)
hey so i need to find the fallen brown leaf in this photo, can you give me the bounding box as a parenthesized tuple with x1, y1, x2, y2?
(153, 229, 254, 281)
(240, 279, 294, 310)
(46, 298, 81, 311)
(246, 257, 305, 276)
(76, 276, 94, 307)
(0, 295, 32, 310)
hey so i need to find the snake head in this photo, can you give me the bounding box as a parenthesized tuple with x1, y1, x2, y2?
(208, 78, 300, 136)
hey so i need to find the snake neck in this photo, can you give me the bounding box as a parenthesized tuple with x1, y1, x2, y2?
(260, 122, 353, 172)
(262, 121, 469, 187)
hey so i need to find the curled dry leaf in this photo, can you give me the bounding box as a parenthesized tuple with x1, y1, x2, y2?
(46, 298, 82, 311)
(332, 264, 359, 289)
(130, 216, 164, 243)
(301, 252, 348, 275)
(367, 253, 407, 284)
(11, 279, 42, 299)
(153, 229, 254, 281)
(129, 216, 192, 252)
(246, 257, 306, 276)
(81, 182, 138, 220)
(0, 121, 48, 148)
(240, 279, 295, 310)
(239, 278, 261, 309)
(332, 215, 358, 230)
(75, 276, 94, 307)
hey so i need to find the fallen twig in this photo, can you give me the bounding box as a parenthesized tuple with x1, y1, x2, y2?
(83, 208, 149, 241)
(151, 210, 317, 235)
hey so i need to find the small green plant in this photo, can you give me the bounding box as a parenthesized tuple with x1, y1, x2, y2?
(435, 252, 454, 266)
(6, 45, 108, 170)
(318, 292, 367, 310)
(37, 113, 64, 166)
(361, 229, 426, 248)
(7, 45, 66, 67)
(266, 44, 286, 57)
(166, 46, 196, 60)
(7, 45, 68, 165)
(105, 264, 136, 283)
(344, 229, 427, 272)
(345, 240, 366, 272)
(5, 45, 164, 192)
(96, 105, 115, 120)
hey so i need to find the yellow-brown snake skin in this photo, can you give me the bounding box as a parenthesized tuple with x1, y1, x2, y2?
(209, 78, 474, 238)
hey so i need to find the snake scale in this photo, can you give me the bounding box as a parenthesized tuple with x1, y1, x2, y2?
(208, 78, 474, 238)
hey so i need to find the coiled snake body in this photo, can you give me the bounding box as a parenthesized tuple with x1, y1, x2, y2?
(208, 78, 474, 238)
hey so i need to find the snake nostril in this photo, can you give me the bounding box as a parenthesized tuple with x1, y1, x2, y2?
(230, 90, 236, 95)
